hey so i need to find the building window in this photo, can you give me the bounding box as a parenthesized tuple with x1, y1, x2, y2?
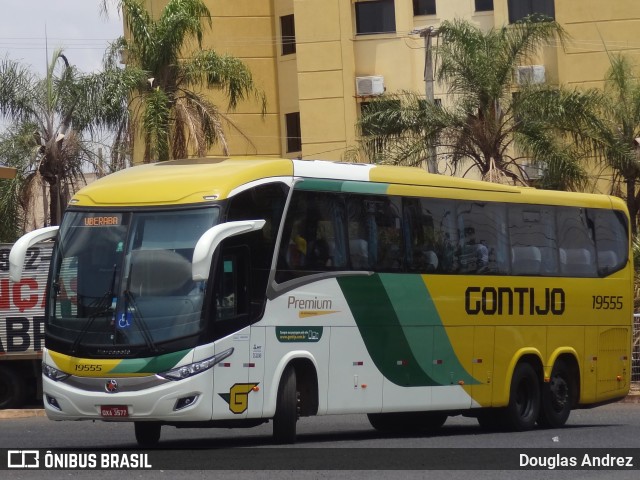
(475, 0, 494, 12)
(413, 0, 436, 16)
(355, 0, 396, 35)
(508, 0, 555, 23)
(280, 15, 296, 56)
(285, 112, 301, 153)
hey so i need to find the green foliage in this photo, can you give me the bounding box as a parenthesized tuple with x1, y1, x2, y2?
(102, 0, 265, 162)
(356, 16, 610, 192)
(0, 49, 131, 229)
(0, 123, 38, 241)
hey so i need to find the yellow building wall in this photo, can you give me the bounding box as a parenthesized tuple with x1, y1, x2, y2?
(131, 1, 640, 169)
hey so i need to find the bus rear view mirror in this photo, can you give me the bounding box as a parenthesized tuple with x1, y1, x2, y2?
(192, 220, 266, 281)
(10, 226, 59, 282)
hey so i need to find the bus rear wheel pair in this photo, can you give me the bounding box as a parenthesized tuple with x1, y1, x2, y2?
(478, 360, 573, 431)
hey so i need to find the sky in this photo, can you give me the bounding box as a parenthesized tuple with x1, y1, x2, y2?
(0, 0, 124, 75)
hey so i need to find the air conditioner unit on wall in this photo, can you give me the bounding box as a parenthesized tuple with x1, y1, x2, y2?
(523, 163, 543, 180)
(356, 76, 385, 96)
(516, 65, 545, 85)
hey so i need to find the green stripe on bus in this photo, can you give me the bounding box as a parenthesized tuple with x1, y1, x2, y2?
(297, 179, 344, 191)
(378, 274, 478, 386)
(338, 274, 478, 387)
(337, 274, 438, 387)
(341, 181, 389, 194)
(110, 349, 191, 374)
(296, 179, 389, 195)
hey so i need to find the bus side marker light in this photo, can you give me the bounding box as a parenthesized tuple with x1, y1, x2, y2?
(252, 386, 260, 392)
(396, 360, 408, 366)
(458, 381, 465, 386)
(433, 359, 443, 365)
(361, 384, 367, 389)
(353, 361, 364, 366)
(616, 375, 622, 382)
(544, 377, 550, 383)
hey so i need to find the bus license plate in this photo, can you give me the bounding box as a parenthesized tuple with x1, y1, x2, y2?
(100, 405, 128, 418)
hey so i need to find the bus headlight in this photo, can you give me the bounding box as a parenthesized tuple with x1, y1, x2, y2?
(43, 363, 70, 382)
(158, 347, 234, 381)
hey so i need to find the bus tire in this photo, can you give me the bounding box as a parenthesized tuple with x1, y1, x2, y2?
(273, 365, 298, 444)
(134, 422, 161, 448)
(0, 365, 27, 409)
(367, 413, 396, 432)
(538, 359, 572, 428)
(503, 362, 540, 431)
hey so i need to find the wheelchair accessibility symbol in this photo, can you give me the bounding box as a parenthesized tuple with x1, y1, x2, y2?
(117, 311, 133, 329)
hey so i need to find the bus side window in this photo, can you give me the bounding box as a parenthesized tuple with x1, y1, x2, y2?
(276, 190, 348, 281)
(457, 201, 508, 274)
(590, 208, 628, 276)
(347, 195, 403, 272)
(508, 205, 558, 275)
(215, 250, 249, 321)
(557, 207, 597, 277)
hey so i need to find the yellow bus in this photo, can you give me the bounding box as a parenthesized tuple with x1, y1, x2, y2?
(10, 158, 633, 446)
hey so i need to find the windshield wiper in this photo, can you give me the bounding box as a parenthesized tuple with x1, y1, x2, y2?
(123, 262, 160, 354)
(123, 290, 159, 353)
(70, 265, 117, 355)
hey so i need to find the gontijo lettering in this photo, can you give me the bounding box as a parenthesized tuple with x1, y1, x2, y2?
(465, 286, 565, 315)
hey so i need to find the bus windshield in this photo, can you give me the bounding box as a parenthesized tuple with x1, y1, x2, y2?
(47, 207, 219, 356)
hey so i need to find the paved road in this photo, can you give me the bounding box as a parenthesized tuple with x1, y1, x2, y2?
(1, 402, 639, 479)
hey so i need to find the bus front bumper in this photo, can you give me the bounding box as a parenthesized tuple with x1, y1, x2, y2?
(42, 372, 214, 422)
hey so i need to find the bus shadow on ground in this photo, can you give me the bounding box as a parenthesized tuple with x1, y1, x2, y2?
(130, 422, 616, 450)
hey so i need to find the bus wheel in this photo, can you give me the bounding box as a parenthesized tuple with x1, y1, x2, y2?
(504, 362, 540, 431)
(273, 365, 298, 444)
(538, 360, 572, 428)
(367, 413, 394, 432)
(134, 422, 161, 448)
(0, 365, 27, 409)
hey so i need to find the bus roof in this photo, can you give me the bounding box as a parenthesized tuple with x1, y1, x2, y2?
(69, 157, 624, 211)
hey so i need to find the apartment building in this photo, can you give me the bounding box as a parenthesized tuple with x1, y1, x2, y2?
(140, 1, 640, 163)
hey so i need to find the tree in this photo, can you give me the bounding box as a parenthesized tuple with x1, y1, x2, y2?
(356, 17, 605, 190)
(0, 51, 131, 228)
(102, 0, 265, 162)
(0, 123, 37, 241)
(593, 54, 640, 234)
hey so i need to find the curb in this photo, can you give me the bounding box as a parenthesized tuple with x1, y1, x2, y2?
(621, 393, 640, 403)
(0, 408, 47, 419)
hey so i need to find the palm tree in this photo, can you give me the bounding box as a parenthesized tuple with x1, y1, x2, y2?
(0, 122, 37, 241)
(357, 17, 605, 190)
(0, 51, 131, 227)
(102, 0, 265, 162)
(593, 54, 640, 234)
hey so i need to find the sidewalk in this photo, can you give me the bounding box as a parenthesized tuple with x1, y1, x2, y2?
(0, 408, 46, 419)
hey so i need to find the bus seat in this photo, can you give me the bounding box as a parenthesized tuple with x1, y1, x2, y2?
(559, 248, 596, 276)
(129, 249, 193, 296)
(511, 246, 541, 275)
(349, 239, 369, 269)
(598, 250, 618, 271)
